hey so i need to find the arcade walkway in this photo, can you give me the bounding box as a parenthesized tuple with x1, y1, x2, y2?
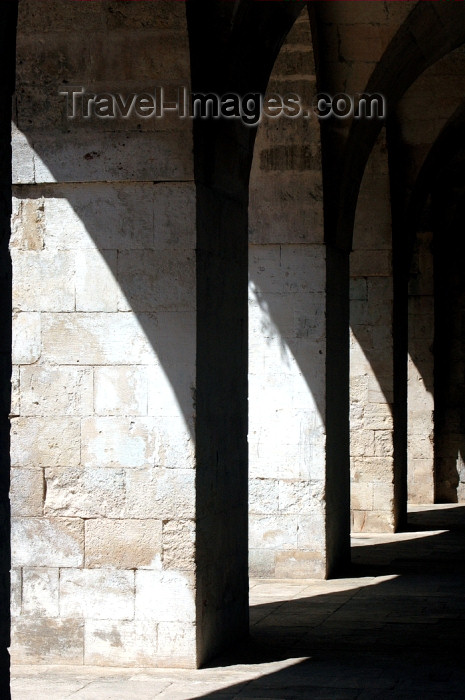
(11, 504, 465, 699)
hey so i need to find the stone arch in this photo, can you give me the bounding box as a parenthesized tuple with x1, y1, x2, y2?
(334, 0, 465, 252)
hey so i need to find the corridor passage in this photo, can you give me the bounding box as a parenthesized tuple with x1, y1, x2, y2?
(12, 504, 465, 699)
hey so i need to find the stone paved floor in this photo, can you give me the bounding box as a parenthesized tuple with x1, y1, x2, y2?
(11, 504, 465, 699)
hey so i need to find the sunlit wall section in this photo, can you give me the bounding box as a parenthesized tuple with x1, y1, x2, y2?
(248, 11, 327, 579)
(10, 0, 197, 667)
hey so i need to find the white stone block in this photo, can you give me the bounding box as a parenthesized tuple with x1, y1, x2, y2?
(75, 249, 119, 312)
(249, 478, 279, 515)
(157, 622, 196, 666)
(11, 618, 84, 665)
(20, 366, 93, 416)
(12, 517, 84, 567)
(135, 570, 195, 623)
(10, 468, 44, 516)
(81, 417, 157, 469)
(85, 519, 162, 569)
(297, 511, 326, 550)
(249, 515, 298, 550)
(11, 417, 81, 467)
(94, 366, 148, 417)
(125, 468, 195, 519)
(22, 568, 59, 617)
(162, 520, 195, 571)
(12, 312, 41, 364)
(278, 479, 315, 514)
(60, 569, 134, 620)
(45, 467, 125, 518)
(10, 365, 20, 416)
(85, 620, 158, 667)
(40, 312, 159, 366)
(10, 195, 45, 251)
(10, 568, 22, 618)
(11, 125, 34, 184)
(147, 364, 195, 427)
(11, 249, 75, 312)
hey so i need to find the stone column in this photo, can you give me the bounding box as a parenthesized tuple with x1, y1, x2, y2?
(10, 0, 240, 669)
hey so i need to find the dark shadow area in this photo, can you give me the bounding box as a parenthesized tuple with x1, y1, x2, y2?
(194, 504, 465, 698)
(433, 161, 465, 504)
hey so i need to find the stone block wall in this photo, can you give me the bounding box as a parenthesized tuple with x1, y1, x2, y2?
(396, 45, 465, 504)
(248, 11, 327, 578)
(350, 135, 396, 532)
(408, 231, 434, 504)
(10, 0, 198, 667)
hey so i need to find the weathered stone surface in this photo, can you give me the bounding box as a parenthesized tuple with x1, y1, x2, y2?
(352, 457, 395, 484)
(12, 312, 41, 365)
(16, 130, 193, 185)
(248, 549, 276, 578)
(351, 482, 374, 511)
(250, 245, 326, 295)
(275, 551, 326, 579)
(85, 620, 158, 667)
(85, 519, 162, 569)
(81, 417, 157, 469)
(45, 467, 125, 518)
(157, 622, 197, 667)
(147, 365, 195, 429)
(249, 479, 279, 515)
(125, 468, 195, 519)
(10, 569, 22, 618)
(152, 184, 196, 249)
(60, 570, 134, 621)
(249, 173, 324, 246)
(278, 480, 317, 515)
(75, 249, 119, 312)
(10, 468, 44, 516)
(11, 250, 75, 312)
(249, 515, 298, 550)
(117, 250, 195, 313)
(11, 126, 34, 184)
(135, 570, 195, 623)
(40, 312, 158, 366)
(11, 618, 84, 664)
(372, 483, 395, 511)
(20, 366, 93, 416)
(10, 364, 20, 415)
(295, 516, 325, 561)
(162, 520, 195, 571)
(41, 183, 154, 251)
(12, 517, 84, 567)
(10, 196, 45, 250)
(351, 250, 392, 278)
(11, 417, 81, 467)
(352, 510, 394, 533)
(94, 366, 148, 417)
(22, 568, 59, 617)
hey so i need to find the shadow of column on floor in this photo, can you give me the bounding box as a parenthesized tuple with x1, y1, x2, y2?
(195, 505, 465, 698)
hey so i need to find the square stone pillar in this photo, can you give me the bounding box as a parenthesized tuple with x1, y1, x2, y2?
(10, 0, 248, 669)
